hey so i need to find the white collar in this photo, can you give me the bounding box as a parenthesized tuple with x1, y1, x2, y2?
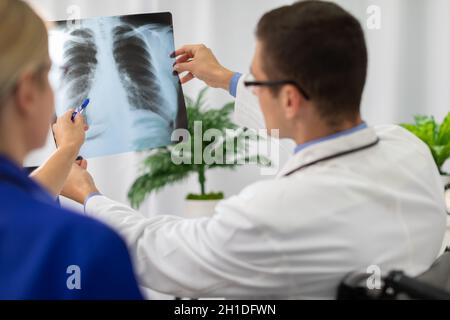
(276, 127, 379, 178)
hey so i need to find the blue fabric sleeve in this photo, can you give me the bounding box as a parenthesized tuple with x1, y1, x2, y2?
(75, 223, 144, 299)
(78, 193, 143, 299)
(229, 72, 242, 97)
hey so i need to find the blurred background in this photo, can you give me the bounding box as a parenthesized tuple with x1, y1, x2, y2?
(27, 0, 450, 218)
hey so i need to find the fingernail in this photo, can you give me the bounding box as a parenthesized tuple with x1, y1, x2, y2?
(172, 70, 178, 76)
(172, 61, 177, 67)
(170, 51, 175, 58)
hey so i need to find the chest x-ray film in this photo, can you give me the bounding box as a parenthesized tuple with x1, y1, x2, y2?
(48, 12, 187, 158)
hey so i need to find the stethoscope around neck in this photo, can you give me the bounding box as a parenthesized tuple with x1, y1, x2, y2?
(283, 137, 380, 177)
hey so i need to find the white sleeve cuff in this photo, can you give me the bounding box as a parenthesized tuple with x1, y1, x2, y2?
(84, 192, 104, 214)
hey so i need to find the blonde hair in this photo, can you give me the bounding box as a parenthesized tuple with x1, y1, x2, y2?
(0, 0, 48, 102)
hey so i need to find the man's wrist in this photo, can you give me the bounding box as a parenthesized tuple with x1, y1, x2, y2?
(83, 190, 102, 208)
(81, 187, 100, 204)
(63, 185, 100, 205)
(217, 67, 234, 91)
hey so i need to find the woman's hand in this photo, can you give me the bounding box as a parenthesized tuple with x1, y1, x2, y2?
(30, 110, 88, 196)
(52, 109, 88, 158)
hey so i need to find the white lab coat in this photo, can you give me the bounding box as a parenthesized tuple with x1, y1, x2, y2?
(84, 76, 447, 299)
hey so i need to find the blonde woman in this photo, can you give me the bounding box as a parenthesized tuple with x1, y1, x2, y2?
(0, 0, 142, 299)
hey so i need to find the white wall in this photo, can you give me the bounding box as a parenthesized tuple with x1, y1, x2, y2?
(28, 0, 450, 217)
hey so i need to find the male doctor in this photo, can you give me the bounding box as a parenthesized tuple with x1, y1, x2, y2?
(60, 1, 447, 299)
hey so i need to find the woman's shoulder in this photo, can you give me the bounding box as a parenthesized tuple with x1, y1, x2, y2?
(40, 200, 120, 241)
(2, 190, 122, 246)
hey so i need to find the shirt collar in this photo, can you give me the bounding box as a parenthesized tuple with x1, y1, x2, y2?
(277, 125, 378, 178)
(0, 154, 27, 177)
(294, 122, 368, 154)
(0, 154, 55, 205)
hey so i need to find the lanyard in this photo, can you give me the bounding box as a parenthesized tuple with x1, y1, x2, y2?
(283, 138, 380, 177)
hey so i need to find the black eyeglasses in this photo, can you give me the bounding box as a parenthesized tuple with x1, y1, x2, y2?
(243, 75, 310, 100)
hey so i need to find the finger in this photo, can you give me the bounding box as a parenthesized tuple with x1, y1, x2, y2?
(171, 44, 203, 58)
(180, 72, 195, 84)
(174, 54, 190, 66)
(171, 47, 192, 58)
(174, 61, 193, 74)
(80, 159, 88, 169)
(64, 109, 75, 121)
(61, 109, 75, 124)
(75, 157, 87, 169)
(73, 113, 85, 128)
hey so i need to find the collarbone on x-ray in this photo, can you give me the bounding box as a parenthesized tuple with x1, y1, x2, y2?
(49, 12, 187, 159)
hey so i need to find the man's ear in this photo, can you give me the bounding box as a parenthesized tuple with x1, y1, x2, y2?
(13, 72, 36, 117)
(281, 84, 303, 120)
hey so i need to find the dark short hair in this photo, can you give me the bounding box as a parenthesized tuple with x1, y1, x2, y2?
(256, 0, 367, 125)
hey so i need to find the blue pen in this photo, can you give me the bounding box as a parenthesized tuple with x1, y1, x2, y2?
(71, 98, 90, 122)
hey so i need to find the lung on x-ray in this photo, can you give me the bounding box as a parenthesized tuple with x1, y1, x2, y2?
(48, 12, 187, 158)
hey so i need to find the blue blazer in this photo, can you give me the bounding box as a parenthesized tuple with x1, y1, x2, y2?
(0, 155, 143, 299)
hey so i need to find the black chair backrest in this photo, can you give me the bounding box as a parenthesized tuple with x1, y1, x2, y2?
(414, 249, 450, 292)
(337, 247, 450, 300)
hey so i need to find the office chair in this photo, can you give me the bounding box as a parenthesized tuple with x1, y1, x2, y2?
(337, 247, 450, 300)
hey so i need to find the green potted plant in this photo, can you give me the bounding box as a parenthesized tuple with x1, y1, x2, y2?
(128, 88, 269, 217)
(401, 112, 450, 213)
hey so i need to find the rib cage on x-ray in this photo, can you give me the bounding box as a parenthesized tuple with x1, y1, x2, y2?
(112, 25, 172, 125)
(61, 23, 171, 126)
(61, 28, 98, 124)
(50, 12, 187, 158)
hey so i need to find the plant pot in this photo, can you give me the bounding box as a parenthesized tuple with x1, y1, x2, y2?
(441, 175, 450, 214)
(184, 199, 221, 219)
